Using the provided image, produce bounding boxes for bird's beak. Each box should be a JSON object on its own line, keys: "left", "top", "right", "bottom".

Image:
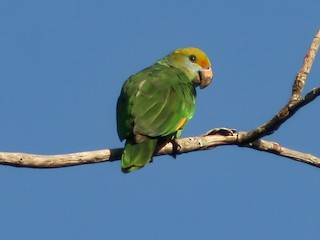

{"left": 199, "top": 67, "right": 213, "bottom": 89}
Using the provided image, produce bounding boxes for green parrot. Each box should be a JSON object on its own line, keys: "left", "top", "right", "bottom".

{"left": 116, "top": 47, "right": 213, "bottom": 173}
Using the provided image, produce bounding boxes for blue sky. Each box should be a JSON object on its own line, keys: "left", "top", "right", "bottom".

{"left": 0, "top": 0, "right": 319, "bottom": 239}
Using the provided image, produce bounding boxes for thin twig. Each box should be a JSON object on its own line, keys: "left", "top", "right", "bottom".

{"left": 0, "top": 29, "right": 319, "bottom": 171}
{"left": 246, "top": 138, "right": 320, "bottom": 167}
{"left": 238, "top": 29, "right": 320, "bottom": 144}
{"left": 291, "top": 29, "right": 320, "bottom": 102}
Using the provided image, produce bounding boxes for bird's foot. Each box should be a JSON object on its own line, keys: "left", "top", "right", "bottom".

{"left": 170, "top": 139, "right": 181, "bottom": 159}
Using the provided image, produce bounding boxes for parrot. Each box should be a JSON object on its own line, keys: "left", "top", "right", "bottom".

{"left": 116, "top": 47, "right": 213, "bottom": 173}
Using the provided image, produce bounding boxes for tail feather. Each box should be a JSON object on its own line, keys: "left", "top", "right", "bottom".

{"left": 121, "top": 138, "right": 157, "bottom": 173}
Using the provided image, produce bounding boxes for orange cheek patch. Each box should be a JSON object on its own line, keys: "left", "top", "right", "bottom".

{"left": 176, "top": 117, "right": 187, "bottom": 130}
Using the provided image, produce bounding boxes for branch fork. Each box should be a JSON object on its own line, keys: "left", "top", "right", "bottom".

{"left": 0, "top": 29, "right": 319, "bottom": 169}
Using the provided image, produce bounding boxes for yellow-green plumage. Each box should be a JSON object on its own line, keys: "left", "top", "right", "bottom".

{"left": 116, "top": 47, "right": 213, "bottom": 173}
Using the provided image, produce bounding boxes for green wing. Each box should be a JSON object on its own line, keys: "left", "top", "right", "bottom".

{"left": 116, "top": 63, "right": 196, "bottom": 172}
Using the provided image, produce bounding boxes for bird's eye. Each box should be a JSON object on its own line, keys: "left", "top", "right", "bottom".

{"left": 189, "top": 55, "right": 197, "bottom": 63}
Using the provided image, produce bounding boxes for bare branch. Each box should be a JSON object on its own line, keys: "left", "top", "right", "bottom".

{"left": 238, "top": 29, "right": 320, "bottom": 144}
{"left": 0, "top": 135, "right": 236, "bottom": 168}
{"left": 0, "top": 149, "right": 119, "bottom": 168}
{"left": 0, "top": 29, "right": 319, "bottom": 170}
{"left": 0, "top": 133, "right": 319, "bottom": 169}
{"left": 291, "top": 29, "right": 320, "bottom": 102}
{"left": 246, "top": 138, "right": 320, "bottom": 168}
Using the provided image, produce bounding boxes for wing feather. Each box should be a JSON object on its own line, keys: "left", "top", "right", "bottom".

{"left": 117, "top": 63, "right": 196, "bottom": 141}
{"left": 132, "top": 64, "right": 196, "bottom": 137}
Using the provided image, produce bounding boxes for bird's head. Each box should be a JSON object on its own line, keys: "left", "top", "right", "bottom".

{"left": 163, "top": 47, "right": 213, "bottom": 89}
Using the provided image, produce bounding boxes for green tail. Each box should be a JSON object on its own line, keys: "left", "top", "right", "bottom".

{"left": 121, "top": 138, "right": 158, "bottom": 173}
